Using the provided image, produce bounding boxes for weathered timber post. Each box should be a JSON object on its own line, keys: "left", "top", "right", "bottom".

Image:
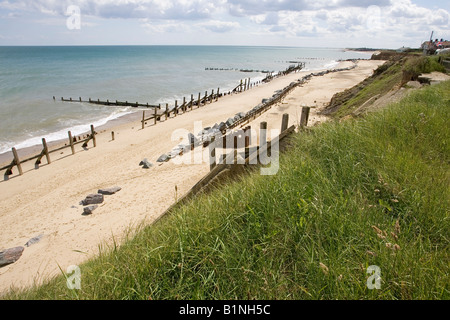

{"left": 281, "top": 113, "right": 289, "bottom": 133}
{"left": 68, "top": 131, "right": 75, "bottom": 155}
{"left": 90, "top": 125, "right": 96, "bottom": 148}
{"left": 209, "top": 136, "right": 216, "bottom": 171}
{"left": 211, "top": 90, "right": 214, "bottom": 103}
{"left": 300, "top": 106, "right": 311, "bottom": 128}
{"left": 247, "top": 78, "right": 251, "bottom": 90}
{"left": 190, "top": 94, "right": 194, "bottom": 111}
{"left": 197, "top": 93, "right": 201, "bottom": 108}
{"left": 204, "top": 91, "right": 208, "bottom": 105}
{"left": 42, "top": 138, "right": 51, "bottom": 164}
{"left": 183, "top": 97, "right": 186, "bottom": 112}
{"left": 216, "top": 88, "right": 220, "bottom": 102}
{"left": 259, "top": 122, "right": 268, "bottom": 164}
{"left": 245, "top": 126, "right": 251, "bottom": 160}
{"left": 165, "top": 103, "right": 169, "bottom": 120}
{"left": 142, "top": 111, "right": 146, "bottom": 129}
{"left": 154, "top": 105, "right": 158, "bottom": 125}
{"left": 12, "top": 147, "right": 23, "bottom": 176}
{"left": 174, "top": 100, "right": 178, "bottom": 117}
{"left": 111, "top": 131, "right": 115, "bottom": 141}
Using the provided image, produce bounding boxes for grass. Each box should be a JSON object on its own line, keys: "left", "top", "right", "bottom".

{"left": 3, "top": 81, "right": 449, "bottom": 300}
{"left": 325, "top": 54, "right": 447, "bottom": 118}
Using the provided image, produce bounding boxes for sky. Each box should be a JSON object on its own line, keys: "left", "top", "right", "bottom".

{"left": 0, "top": 0, "right": 448, "bottom": 48}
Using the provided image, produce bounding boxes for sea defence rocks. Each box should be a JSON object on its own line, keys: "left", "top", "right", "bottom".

{"left": 83, "top": 205, "right": 98, "bottom": 216}
{"left": 157, "top": 154, "right": 170, "bottom": 163}
{"left": 0, "top": 247, "right": 25, "bottom": 267}
{"left": 80, "top": 193, "right": 104, "bottom": 206}
{"left": 139, "top": 158, "right": 153, "bottom": 169}
{"left": 98, "top": 187, "right": 122, "bottom": 195}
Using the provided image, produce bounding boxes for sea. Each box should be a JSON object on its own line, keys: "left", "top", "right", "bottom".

{"left": 0, "top": 46, "right": 372, "bottom": 155}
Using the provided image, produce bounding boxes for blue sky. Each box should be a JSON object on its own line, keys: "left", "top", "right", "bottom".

{"left": 0, "top": 0, "right": 448, "bottom": 48}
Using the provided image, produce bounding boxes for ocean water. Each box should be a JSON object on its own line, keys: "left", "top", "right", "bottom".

{"left": 0, "top": 46, "right": 371, "bottom": 154}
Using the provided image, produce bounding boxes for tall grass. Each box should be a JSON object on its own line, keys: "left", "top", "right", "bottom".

{"left": 4, "top": 81, "right": 449, "bottom": 300}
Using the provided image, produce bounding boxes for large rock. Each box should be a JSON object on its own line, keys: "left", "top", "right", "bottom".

{"left": 98, "top": 187, "right": 122, "bottom": 195}
{"left": 83, "top": 205, "right": 98, "bottom": 216}
{"left": 139, "top": 158, "right": 153, "bottom": 169}
{"left": 81, "top": 194, "right": 104, "bottom": 206}
{"left": 0, "top": 247, "right": 24, "bottom": 267}
{"left": 157, "top": 154, "right": 170, "bottom": 163}
{"left": 226, "top": 118, "right": 235, "bottom": 127}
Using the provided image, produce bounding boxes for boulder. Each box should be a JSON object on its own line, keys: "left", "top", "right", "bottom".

{"left": 98, "top": 187, "right": 122, "bottom": 195}
{"left": 83, "top": 205, "right": 98, "bottom": 216}
{"left": 25, "top": 234, "right": 44, "bottom": 247}
{"left": 0, "top": 247, "right": 24, "bottom": 267}
{"left": 226, "top": 118, "right": 235, "bottom": 127}
{"left": 139, "top": 158, "right": 153, "bottom": 169}
{"left": 218, "top": 122, "right": 227, "bottom": 131}
{"left": 157, "top": 154, "right": 170, "bottom": 163}
{"left": 81, "top": 194, "right": 104, "bottom": 206}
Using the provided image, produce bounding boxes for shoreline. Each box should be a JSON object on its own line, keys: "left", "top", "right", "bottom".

{"left": 0, "top": 60, "right": 350, "bottom": 168}
{"left": 0, "top": 58, "right": 385, "bottom": 293}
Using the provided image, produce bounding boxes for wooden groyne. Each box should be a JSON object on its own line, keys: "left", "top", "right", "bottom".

{"left": 1, "top": 125, "right": 97, "bottom": 179}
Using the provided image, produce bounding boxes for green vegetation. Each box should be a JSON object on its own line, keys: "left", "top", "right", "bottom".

{"left": 5, "top": 80, "right": 449, "bottom": 300}
{"left": 324, "top": 54, "right": 448, "bottom": 118}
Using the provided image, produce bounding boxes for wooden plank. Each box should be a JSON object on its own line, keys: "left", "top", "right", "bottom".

{"left": 12, "top": 147, "right": 23, "bottom": 176}
{"left": 91, "top": 125, "right": 96, "bottom": 148}
{"left": 300, "top": 107, "right": 311, "bottom": 128}
{"left": 281, "top": 113, "right": 289, "bottom": 133}
{"left": 68, "top": 131, "right": 75, "bottom": 155}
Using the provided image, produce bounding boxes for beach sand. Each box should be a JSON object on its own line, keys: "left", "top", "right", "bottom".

{"left": 0, "top": 59, "right": 385, "bottom": 293}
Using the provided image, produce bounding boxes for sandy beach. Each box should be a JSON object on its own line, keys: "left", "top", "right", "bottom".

{"left": 0, "top": 59, "right": 385, "bottom": 294}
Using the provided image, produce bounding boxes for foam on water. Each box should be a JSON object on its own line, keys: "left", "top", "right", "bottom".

{"left": 0, "top": 46, "right": 372, "bottom": 156}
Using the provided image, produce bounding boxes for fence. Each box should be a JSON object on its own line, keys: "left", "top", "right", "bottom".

{"left": 1, "top": 125, "right": 97, "bottom": 178}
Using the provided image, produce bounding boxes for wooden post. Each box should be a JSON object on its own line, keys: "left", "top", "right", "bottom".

{"left": 175, "top": 100, "right": 178, "bottom": 117}
{"left": 111, "top": 131, "right": 115, "bottom": 141}
{"left": 68, "top": 131, "right": 75, "bottom": 155}
{"left": 260, "top": 122, "right": 267, "bottom": 148}
{"left": 190, "top": 94, "right": 194, "bottom": 111}
{"left": 42, "top": 138, "right": 51, "bottom": 164}
{"left": 183, "top": 97, "right": 186, "bottom": 112}
{"left": 247, "top": 78, "right": 251, "bottom": 90}
{"left": 154, "top": 105, "right": 158, "bottom": 125}
{"left": 243, "top": 79, "right": 247, "bottom": 92}
{"left": 79, "top": 97, "right": 82, "bottom": 102}
{"left": 281, "top": 113, "right": 289, "bottom": 133}
{"left": 204, "top": 91, "right": 208, "bottom": 105}
{"left": 240, "top": 79, "right": 243, "bottom": 92}
{"left": 245, "top": 126, "right": 250, "bottom": 160}
{"left": 165, "top": 103, "right": 169, "bottom": 120}
{"left": 300, "top": 107, "right": 311, "bottom": 128}
{"left": 142, "top": 111, "right": 146, "bottom": 129}
{"left": 216, "top": 88, "right": 220, "bottom": 102}
{"left": 211, "top": 89, "right": 214, "bottom": 103}
{"left": 209, "top": 136, "right": 216, "bottom": 171}
{"left": 197, "top": 93, "right": 201, "bottom": 108}
{"left": 91, "top": 125, "right": 96, "bottom": 148}
{"left": 12, "top": 147, "right": 22, "bottom": 176}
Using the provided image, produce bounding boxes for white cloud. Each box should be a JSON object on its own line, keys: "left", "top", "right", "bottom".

{"left": 199, "top": 20, "right": 240, "bottom": 33}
